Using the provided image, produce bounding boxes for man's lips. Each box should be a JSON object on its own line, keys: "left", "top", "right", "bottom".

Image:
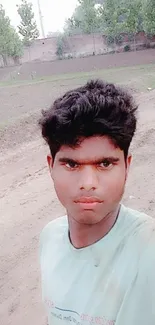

{"left": 75, "top": 197, "right": 103, "bottom": 204}
{"left": 74, "top": 197, "right": 103, "bottom": 210}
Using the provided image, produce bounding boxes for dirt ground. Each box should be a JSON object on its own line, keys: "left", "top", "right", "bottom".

{"left": 0, "top": 49, "right": 155, "bottom": 82}
{"left": 0, "top": 51, "right": 155, "bottom": 325}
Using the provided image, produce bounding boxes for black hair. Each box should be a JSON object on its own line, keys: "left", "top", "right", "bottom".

{"left": 39, "top": 79, "right": 138, "bottom": 160}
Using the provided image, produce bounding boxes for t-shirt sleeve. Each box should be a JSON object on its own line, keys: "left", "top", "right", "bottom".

{"left": 116, "top": 228, "right": 155, "bottom": 325}
{"left": 131, "top": 229, "right": 155, "bottom": 324}
{"left": 140, "top": 230, "right": 155, "bottom": 318}
{"left": 39, "top": 222, "right": 52, "bottom": 255}
{"left": 39, "top": 220, "right": 58, "bottom": 302}
{"left": 39, "top": 216, "right": 66, "bottom": 257}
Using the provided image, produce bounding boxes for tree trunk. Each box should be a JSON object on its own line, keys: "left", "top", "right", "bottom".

{"left": 114, "top": 35, "right": 116, "bottom": 53}
{"left": 92, "top": 33, "right": 96, "bottom": 55}
{"left": 2, "top": 55, "right": 7, "bottom": 67}
{"left": 28, "top": 46, "right": 31, "bottom": 61}
{"left": 13, "top": 56, "right": 20, "bottom": 65}
{"left": 134, "top": 34, "right": 136, "bottom": 51}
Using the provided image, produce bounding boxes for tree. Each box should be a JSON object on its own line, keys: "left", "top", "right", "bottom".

{"left": 94, "top": 0, "right": 105, "bottom": 3}
{"left": 64, "top": 0, "right": 100, "bottom": 54}
{"left": 64, "top": 0, "right": 155, "bottom": 54}
{"left": 99, "top": 0, "right": 126, "bottom": 50}
{"left": 0, "top": 5, "right": 23, "bottom": 65}
{"left": 64, "top": 8, "right": 83, "bottom": 35}
{"left": 142, "top": 0, "right": 155, "bottom": 36}
{"left": 123, "top": 0, "right": 142, "bottom": 50}
{"left": 8, "top": 27, "right": 23, "bottom": 59}
{"left": 77, "top": 0, "right": 99, "bottom": 33}
{"left": 65, "top": 0, "right": 100, "bottom": 35}
{"left": 98, "top": 0, "right": 144, "bottom": 50}
{"left": 56, "top": 34, "right": 65, "bottom": 59}
{"left": 17, "top": 0, "right": 39, "bottom": 45}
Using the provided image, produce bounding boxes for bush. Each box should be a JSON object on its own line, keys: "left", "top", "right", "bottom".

{"left": 115, "top": 34, "right": 123, "bottom": 45}
{"left": 124, "top": 44, "right": 131, "bottom": 52}
{"left": 67, "top": 54, "right": 73, "bottom": 59}
{"left": 106, "top": 35, "right": 115, "bottom": 46}
{"left": 145, "top": 41, "right": 151, "bottom": 49}
{"left": 106, "top": 34, "right": 123, "bottom": 46}
{"left": 56, "top": 35, "right": 65, "bottom": 59}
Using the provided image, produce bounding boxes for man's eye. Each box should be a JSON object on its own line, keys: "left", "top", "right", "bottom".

{"left": 99, "top": 160, "right": 112, "bottom": 168}
{"left": 66, "top": 162, "right": 78, "bottom": 169}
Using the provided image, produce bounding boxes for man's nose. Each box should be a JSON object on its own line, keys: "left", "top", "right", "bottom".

{"left": 79, "top": 166, "right": 98, "bottom": 191}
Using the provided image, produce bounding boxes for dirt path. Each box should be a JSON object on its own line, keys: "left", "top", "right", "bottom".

{"left": 0, "top": 88, "right": 155, "bottom": 323}
{"left": 0, "top": 139, "right": 65, "bottom": 325}
{"left": 0, "top": 50, "right": 155, "bottom": 325}
{"left": 0, "top": 49, "right": 154, "bottom": 83}
{"left": 10, "top": 49, "right": 155, "bottom": 81}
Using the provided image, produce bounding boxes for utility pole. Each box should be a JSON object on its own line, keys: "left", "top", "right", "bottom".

{"left": 37, "top": 0, "right": 45, "bottom": 38}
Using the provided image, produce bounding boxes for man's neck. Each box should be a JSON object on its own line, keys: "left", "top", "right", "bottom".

{"left": 68, "top": 205, "right": 120, "bottom": 249}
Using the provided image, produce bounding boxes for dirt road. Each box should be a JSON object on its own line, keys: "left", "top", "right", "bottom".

{"left": 3, "top": 49, "right": 155, "bottom": 81}
{"left": 0, "top": 52, "right": 155, "bottom": 325}
{"left": 1, "top": 90, "right": 155, "bottom": 325}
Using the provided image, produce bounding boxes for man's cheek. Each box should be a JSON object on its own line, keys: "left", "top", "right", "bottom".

{"left": 54, "top": 179, "right": 70, "bottom": 201}
{"left": 54, "top": 185, "right": 67, "bottom": 206}
{"left": 53, "top": 170, "right": 67, "bottom": 184}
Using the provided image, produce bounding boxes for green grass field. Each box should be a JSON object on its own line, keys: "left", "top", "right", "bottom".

{"left": 0, "top": 62, "right": 155, "bottom": 133}
{"left": 0, "top": 63, "right": 155, "bottom": 92}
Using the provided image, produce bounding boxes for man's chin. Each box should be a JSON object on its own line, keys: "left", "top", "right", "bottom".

{"left": 72, "top": 211, "right": 103, "bottom": 225}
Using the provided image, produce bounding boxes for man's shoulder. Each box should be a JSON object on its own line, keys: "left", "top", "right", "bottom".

{"left": 39, "top": 215, "right": 68, "bottom": 251}
{"left": 42, "top": 215, "right": 68, "bottom": 232}
{"left": 123, "top": 204, "right": 155, "bottom": 228}
{"left": 121, "top": 204, "right": 155, "bottom": 243}
{"left": 138, "top": 221, "right": 155, "bottom": 280}
{"left": 121, "top": 206, "right": 155, "bottom": 270}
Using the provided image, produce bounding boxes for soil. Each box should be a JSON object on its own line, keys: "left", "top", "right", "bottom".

{"left": 0, "top": 50, "right": 155, "bottom": 325}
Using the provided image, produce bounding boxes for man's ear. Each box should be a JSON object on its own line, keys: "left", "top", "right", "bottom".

{"left": 125, "top": 154, "right": 132, "bottom": 179}
{"left": 47, "top": 155, "right": 54, "bottom": 178}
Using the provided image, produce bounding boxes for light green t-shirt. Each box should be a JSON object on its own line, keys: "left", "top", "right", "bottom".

{"left": 40, "top": 205, "right": 155, "bottom": 325}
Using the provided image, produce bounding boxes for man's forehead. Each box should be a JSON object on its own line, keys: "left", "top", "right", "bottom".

{"left": 56, "top": 136, "right": 121, "bottom": 161}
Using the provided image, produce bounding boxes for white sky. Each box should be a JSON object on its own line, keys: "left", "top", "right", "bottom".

{"left": 1, "top": 0, "right": 78, "bottom": 37}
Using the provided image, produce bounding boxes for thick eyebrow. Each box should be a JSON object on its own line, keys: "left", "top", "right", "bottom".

{"left": 58, "top": 156, "right": 120, "bottom": 165}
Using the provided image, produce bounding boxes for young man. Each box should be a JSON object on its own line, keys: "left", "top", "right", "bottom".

{"left": 39, "top": 79, "right": 155, "bottom": 325}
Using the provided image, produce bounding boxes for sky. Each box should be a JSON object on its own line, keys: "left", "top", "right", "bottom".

{"left": 1, "top": 0, "right": 78, "bottom": 37}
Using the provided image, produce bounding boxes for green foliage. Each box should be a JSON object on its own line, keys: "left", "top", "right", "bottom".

{"left": 17, "top": 0, "right": 39, "bottom": 45}
{"left": 64, "top": 0, "right": 155, "bottom": 50}
{"left": 142, "top": 0, "right": 155, "bottom": 36}
{"left": 56, "top": 35, "right": 65, "bottom": 59}
{"left": 124, "top": 44, "right": 130, "bottom": 52}
{"left": 0, "top": 4, "right": 23, "bottom": 63}
{"left": 64, "top": 9, "right": 83, "bottom": 35}
{"left": 101, "top": 0, "right": 125, "bottom": 37}
{"left": 65, "top": 0, "right": 100, "bottom": 35}
{"left": 8, "top": 27, "right": 23, "bottom": 58}
{"left": 106, "top": 34, "right": 123, "bottom": 46}
{"left": 123, "top": 0, "right": 142, "bottom": 35}
{"left": 94, "top": 0, "right": 105, "bottom": 3}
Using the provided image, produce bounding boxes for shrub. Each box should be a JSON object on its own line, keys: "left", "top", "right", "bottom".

{"left": 124, "top": 44, "right": 131, "bottom": 52}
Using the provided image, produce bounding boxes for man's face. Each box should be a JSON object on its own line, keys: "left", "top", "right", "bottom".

{"left": 47, "top": 136, "right": 131, "bottom": 225}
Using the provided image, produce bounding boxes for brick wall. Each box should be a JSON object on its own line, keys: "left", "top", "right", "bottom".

{"left": 21, "top": 32, "right": 155, "bottom": 64}
{"left": 0, "top": 32, "right": 154, "bottom": 67}
{"left": 21, "top": 34, "right": 109, "bottom": 63}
